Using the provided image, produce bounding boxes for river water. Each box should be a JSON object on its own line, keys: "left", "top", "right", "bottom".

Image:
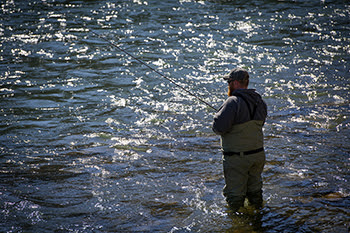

{"left": 1, "top": 0, "right": 349, "bottom": 232}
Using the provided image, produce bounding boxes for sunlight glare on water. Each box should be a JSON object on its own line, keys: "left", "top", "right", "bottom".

{"left": 0, "top": 0, "right": 349, "bottom": 232}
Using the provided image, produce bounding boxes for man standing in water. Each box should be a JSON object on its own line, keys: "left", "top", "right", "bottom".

{"left": 212, "top": 68, "right": 267, "bottom": 212}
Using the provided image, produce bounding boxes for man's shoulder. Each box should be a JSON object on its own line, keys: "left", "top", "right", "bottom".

{"left": 225, "top": 96, "right": 240, "bottom": 106}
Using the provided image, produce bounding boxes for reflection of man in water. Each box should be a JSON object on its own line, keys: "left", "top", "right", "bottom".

{"left": 212, "top": 68, "right": 267, "bottom": 211}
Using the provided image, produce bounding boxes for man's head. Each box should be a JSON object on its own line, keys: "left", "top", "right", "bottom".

{"left": 223, "top": 68, "right": 249, "bottom": 96}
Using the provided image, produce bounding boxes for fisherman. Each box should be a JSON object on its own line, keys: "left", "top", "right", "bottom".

{"left": 212, "top": 68, "right": 267, "bottom": 211}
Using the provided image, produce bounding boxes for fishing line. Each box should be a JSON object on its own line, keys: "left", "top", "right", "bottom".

{"left": 55, "top": 4, "right": 218, "bottom": 111}
{"left": 88, "top": 29, "right": 218, "bottom": 111}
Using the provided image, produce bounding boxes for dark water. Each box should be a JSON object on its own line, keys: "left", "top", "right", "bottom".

{"left": 1, "top": 0, "right": 349, "bottom": 232}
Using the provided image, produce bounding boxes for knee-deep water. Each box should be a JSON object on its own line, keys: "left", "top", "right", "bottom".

{"left": 1, "top": 0, "right": 349, "bottom": 232}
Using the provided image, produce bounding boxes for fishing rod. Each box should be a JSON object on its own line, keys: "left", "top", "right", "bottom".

{"left": 88, "top": 29, "right": 218, "bottom": 112}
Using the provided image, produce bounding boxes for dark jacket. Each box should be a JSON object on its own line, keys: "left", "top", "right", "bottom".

{"left": 212, "top": 89, "right": 267, "bottom": 136}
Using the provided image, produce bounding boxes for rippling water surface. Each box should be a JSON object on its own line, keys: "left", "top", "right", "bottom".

{"left": 1, "top": 0, "right": 349, "bottom": 232}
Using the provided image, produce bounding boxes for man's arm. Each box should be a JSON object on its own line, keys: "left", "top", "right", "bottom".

{"left": 212, "top": 97, "right": 237, "bottom": 135}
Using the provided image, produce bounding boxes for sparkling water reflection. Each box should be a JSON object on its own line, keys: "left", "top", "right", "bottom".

{"left": 1, "top": 0, "right": 349, "bottom": 232}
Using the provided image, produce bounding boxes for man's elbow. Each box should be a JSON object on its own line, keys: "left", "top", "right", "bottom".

{"left": 212, "top": 124, "right": 225, "bottom": 135}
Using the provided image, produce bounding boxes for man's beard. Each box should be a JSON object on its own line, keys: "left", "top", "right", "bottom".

{"left": 228, "top": 85, "right": 234, "bottom": 96}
